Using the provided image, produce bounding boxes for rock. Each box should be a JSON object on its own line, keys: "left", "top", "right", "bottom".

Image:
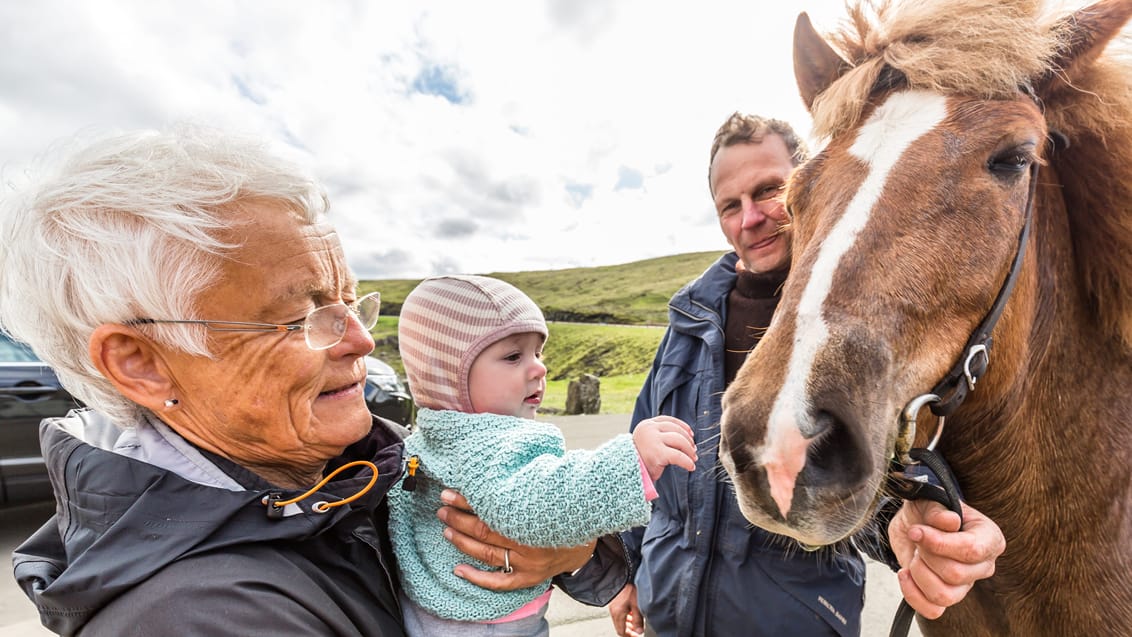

{"left": 565, "top": 374, "right": 601, "bottom": 415}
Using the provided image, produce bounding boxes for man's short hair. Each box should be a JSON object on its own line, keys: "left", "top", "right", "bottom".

{"left": 708, "top": 113, "right": 809, "bottom": 190}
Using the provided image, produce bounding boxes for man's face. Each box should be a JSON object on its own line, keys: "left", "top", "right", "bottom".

{"left": 710, "top": 134, "right": 795, "bottom": 273}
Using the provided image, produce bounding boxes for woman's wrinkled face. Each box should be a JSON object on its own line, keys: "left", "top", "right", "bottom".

{"left": 160, "top": 200, "right": 375, "bottom": 475}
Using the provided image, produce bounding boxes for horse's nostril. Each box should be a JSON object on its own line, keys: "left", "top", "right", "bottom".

{"left": 808, "top": 410, "right": 835, "bottom": 438}
{"left": 722, "top": 428, "right": 754, "bottom": 474}
{"left": 802, "top": 410, "right": 872, "bottom": 492}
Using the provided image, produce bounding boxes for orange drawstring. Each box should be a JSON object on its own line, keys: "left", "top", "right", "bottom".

{"left": 264, "top": 460, "right": 379, "bottom": 516}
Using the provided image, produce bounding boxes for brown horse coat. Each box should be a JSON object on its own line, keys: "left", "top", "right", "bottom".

{"left": 719, "top": 1, "right": 1132, "bottom": 635}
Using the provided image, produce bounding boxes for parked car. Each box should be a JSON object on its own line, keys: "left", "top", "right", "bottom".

{"left": 1, "top": 332, "right": 412, "bottom": 507}
{"left": 0, "top": 333, "right": 80, "bottom": 507}
{"left": 364, "top": 356, "right": 414, "bottom": 426}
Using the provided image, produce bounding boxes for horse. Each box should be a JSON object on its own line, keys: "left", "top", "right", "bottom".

{"left": 717, "top": 0, "right": 1132, "bottom": 635}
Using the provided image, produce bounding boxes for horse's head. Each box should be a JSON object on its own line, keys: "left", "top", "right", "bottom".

{"left": 719, "top": 0, "right": 1132, "bottom": 546}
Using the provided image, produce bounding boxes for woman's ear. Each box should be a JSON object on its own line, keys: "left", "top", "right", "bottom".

{"left": 89, "top": 324, "right": 174, "bottom": 412}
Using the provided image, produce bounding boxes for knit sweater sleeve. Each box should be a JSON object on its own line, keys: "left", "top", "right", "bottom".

{"left": 468, "top": 432, "right": 650, "bottom": 547}
{"left": 412, "top": 410, "right": 651, "bottom": 548}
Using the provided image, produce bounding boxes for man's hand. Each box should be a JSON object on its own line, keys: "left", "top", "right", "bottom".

{"left": 888, "top": 499, "right": 1005, "bottom": 618}
{"left": 437, "top": 489, "right": 596, "bottom": 591}
{"left": 608, "top": 583, "right": 645, "bottom": 637}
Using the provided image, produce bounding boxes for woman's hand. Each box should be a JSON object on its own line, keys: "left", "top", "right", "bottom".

{"left": 436, "top": 489, "right": 596, "bottom": 591}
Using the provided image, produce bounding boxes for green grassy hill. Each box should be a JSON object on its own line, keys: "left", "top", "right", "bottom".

{"left": 371, "top": 317, "right": 666, "bottom": 413}
{"left": 363, "top": 250, "right": 725, "bottom": 413}
{"left": 359, "top": 250, "right": 722, "bottom": 326}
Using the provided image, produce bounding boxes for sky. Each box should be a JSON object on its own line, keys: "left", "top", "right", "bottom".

{"left": 0, "top": 0, "right": 849, "bottom": 279}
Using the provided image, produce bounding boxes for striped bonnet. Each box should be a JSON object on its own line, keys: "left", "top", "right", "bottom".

{"left": 397, "top": 275, "right": 548, "bottom": 412}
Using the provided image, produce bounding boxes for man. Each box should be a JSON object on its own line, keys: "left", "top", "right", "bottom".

{"left": 609, "top": 113, "right": 1005, "bottom": 637}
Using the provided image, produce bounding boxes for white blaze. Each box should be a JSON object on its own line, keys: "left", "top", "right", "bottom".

{"left": 759, "top": 90, "right": 950, "bottom": 517}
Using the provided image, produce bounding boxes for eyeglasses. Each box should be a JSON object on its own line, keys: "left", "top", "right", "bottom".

{"left": 126, "top": 292, "right": 381, "bottom": 351}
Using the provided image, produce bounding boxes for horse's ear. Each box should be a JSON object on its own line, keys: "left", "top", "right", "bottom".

{"left": 794, "top": 12, "right": 851, "bottom": 111}
{"left": 1036, "top": 0, "right": 1132, "bottom": 96}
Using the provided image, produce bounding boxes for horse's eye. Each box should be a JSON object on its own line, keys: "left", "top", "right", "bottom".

{"left": 988, "top": 148, "right": 1034, "bottom": 176}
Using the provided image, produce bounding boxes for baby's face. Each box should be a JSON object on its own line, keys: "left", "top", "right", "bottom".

{"left": 467, "top": 332, "right": 546, "bottom": 418}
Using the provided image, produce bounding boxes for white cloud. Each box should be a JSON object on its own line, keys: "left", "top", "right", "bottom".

{"left": 0, "top": 0, "right": 848, "bottom": 278}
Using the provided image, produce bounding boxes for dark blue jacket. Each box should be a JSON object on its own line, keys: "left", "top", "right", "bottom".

{"left": 622, "top": 252, "right": 864, "bottom": 637}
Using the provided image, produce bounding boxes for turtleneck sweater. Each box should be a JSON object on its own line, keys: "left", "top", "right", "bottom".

{"left": 723, "top": 267, "right": 788, "bottom": 386}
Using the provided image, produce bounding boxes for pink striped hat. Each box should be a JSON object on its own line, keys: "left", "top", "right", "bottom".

{"left": 397, "top": 275, "right": 548, "bottom": 412}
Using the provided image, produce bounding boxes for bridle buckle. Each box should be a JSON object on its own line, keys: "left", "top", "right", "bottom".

{"left": 962, "top": 344, "right": 989, "bottom": 391}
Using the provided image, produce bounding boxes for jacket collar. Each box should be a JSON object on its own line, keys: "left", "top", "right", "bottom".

{"left": 17, "top": 411, "right": 406, "bottom": 635}
{"left": 669, "top": 252, "right": 739, "bottom": 325}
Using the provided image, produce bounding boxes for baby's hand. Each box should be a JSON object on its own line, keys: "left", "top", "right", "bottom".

{"left": 632, "top": 416, "right": 698, "bottom": 481}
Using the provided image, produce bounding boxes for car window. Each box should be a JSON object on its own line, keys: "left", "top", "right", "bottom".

{"left": 0, "top": 333, "right": 41, "bottom": 363}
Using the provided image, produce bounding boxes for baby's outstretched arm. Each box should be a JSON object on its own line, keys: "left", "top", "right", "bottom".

{"left": 632, "top": 415, "right": 697, "bottom": 481}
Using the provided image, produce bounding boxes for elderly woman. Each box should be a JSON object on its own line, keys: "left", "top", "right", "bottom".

{"left": 1, "top": 127, "right": 618, "bottom": 636}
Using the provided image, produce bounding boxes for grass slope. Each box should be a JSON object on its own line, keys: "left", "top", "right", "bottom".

{"left": 363, "top": 250, "right": 726, "bottom": 413}
{"left": 360, "top": 250, "right": 722, "bottom": 326}
{"left": 371, "top": 318, "right": 663, "bottom": 381}
{"left": 372, "top": 318, "right": 662, "bottom": 414}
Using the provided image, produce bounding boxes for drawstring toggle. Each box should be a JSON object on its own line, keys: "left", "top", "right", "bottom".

{"left": 402, "top": 455, "right": 420, "bottom": 491}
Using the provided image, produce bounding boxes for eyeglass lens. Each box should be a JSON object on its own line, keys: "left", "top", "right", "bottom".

{"left": 305, "top": 293, "right": 381, "bottom": 350}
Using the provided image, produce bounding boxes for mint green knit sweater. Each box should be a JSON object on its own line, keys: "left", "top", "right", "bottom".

{"left": 387, "top": 408, "right": 651, "bottom": 622}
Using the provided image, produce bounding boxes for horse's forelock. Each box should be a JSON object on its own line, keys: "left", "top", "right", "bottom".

{"left": 810, "top": 0, "right": 1065, "bottom": 139}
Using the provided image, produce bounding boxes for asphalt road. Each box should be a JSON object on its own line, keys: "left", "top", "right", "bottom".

{"left": 1, "top": 501, "right": 52, "bottom": 637}
{"left": 1, "top": 414, "right": 919, "bottom": 636}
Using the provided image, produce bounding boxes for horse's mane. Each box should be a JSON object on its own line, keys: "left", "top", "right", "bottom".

{"left": 812, "top": 0, "right": 1132, "bottom": 348}
{"left": 810, "top": 0, "right": 1060, "bottom": 139}
{"left": 1044, "top": 42, "right": 1132, "bottom": 348}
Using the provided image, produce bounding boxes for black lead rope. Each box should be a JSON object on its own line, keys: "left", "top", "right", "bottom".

{"left": 886, "top": 449, "right": 966, "bottom": 637}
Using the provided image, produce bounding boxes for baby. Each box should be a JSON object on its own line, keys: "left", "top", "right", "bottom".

{"left": 387, "top": 275, "right": 696, "bottom": 637}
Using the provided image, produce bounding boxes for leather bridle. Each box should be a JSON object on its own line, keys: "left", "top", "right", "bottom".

{"left": 885, "top": 158, "right": 1040, "bottom": 637}
{"left": 891, "top": 158, "right": 1038, "bottom": 463}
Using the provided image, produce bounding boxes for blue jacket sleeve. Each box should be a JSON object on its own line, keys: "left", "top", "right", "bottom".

{"left": 619, "top": 327, "right": 671, "bottom": 574}
{"left": 553, "top": 533, "right": 633, "bottom": 607}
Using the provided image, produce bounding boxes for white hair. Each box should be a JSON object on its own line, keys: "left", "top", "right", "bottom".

{"left": 0, "top": 125, "right": 329, "bottom": 426}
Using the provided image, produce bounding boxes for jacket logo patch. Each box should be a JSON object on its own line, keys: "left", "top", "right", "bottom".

{"left": 818, "top": 595, "right": 848, "bottom": 625}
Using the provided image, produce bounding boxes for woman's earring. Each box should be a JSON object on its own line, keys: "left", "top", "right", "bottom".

{"left": 164, "top": 398, "right": 179, "bottom": 408}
